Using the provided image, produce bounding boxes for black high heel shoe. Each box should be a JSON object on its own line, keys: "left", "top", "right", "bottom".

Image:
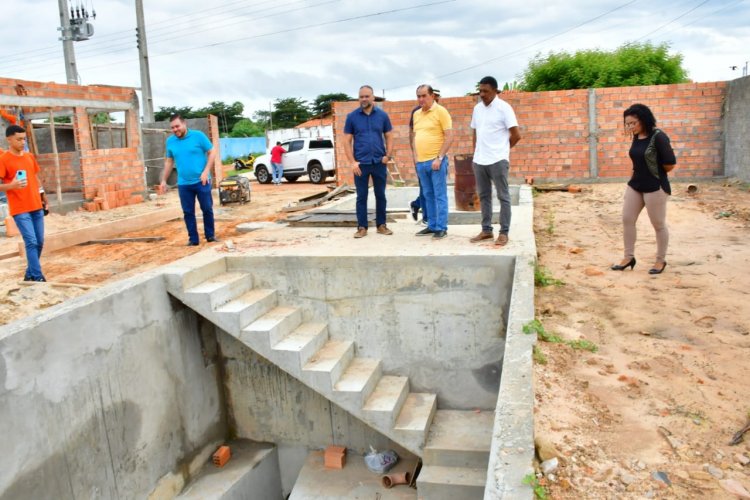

{"left": 649, "top": 262, "right": 667, "bottom": 275}
{"left": 610, "top": 257, "right": 636, "bottom": 271}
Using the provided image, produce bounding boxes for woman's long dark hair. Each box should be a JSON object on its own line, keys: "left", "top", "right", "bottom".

{"left": 623, "top": 103, "right": 656, "bottom": 135}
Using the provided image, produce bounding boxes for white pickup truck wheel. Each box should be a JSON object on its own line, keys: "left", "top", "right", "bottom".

{"left": 308, "top": 162, "right": 326, "bottom": 184}
{"left": 254, "top": 165, "right": 272, "bottom": 184}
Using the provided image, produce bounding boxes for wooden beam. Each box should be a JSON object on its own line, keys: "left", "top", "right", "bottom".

{"left": 0, "top": 95, "right": 134, "bottom": 111}
{"left": 49, "top": 110, "right": 64, "bottom": 206}
{"left": 80, "top": 236, "right": 165, "bottom": 245}
{"left": 18, "top": 207, "right": 182, "bottom": 257}
{"left": 18, "top": 281, "right": 93, "bottom": 289}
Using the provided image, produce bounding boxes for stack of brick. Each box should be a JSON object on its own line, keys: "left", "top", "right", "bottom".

{"left": 82, "top": 183, "right": 144, "bottom": 212}
{"left": 324, "top": 445, "right": 346, "bottom": 469}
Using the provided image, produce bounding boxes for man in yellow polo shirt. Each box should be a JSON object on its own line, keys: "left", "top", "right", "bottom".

{"left": 411, "top": 84, "right": 453, "bottom": 239}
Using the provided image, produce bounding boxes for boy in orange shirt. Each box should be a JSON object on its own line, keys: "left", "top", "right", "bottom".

{"left": 0, "top": 125, "right": 48, "bottom": 281}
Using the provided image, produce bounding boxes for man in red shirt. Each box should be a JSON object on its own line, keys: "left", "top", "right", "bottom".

{"left": 270, "top": 141, "right": 286, "bottom": 185}
{"left": 0, "top": 125, "right": 48, "bottom": 281}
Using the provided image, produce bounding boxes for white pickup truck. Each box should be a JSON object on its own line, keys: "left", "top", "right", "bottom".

{"left": 253, "top": 138, "right": 335, "bottom": 184}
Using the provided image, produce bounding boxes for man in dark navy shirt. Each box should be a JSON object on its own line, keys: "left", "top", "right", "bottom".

{"left": 343, "top": 85, "right": 394, "bottom": 238}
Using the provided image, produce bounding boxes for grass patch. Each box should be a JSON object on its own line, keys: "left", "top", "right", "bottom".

{"left": 534, "top": 265, "right": 564, "bottom": 287}
{"left": 545, "top": 211, "right": 555, "bottom": 235}
{"left": 533, "top": 345, "right": 548, "bottom": 365}
{"left": 567, "top": 339, "right": 599, "bottom": 353}
{"left": 524, "top": 320, "right": 599, "bottom": 352}
{"left": 522, "top": 473, "right": 549, "bottom": 499}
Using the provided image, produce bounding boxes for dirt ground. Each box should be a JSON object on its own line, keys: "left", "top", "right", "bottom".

{"left": 2, "top": 177, "right": 749, "bottom": 498}
{"left": 0, "top": 180, "right": 330, "bottom": 326}
{"left": 532, "top": 180, "right": 750, "bottom": 499}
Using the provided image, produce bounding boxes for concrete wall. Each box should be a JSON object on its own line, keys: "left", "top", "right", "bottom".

{"left": 333, "top": 81, "right": 729, "bottom": 185}
{"left": 226, "top": 255, "right": 513, "bottom": 410}
{"left": 724, "top": 75, "right": 750, "bottom": 181}
{"left": 0, "top": 273, "right": 226, "bottom": 499}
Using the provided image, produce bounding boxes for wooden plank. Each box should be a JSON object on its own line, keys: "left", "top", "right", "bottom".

{"left": 80, "top": 236, "right": 165, "bottom": 245}
{"left": 534, "top": 184, "right": 570, "bottom": 192}
{"left": 18, "top": 281, "right": 93, "bottom": 289}
{"left": 18, "top": 207, "right": 183, "bottom": 257}
{"left": 0, "top": 250, "right": 20, "bottom": 261}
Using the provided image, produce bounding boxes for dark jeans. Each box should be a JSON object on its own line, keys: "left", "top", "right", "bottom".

{"left": 178, "top": 181, "right": 215, "bottom": 244}
{"left": 353, "top": 163, "right": 387, "bottom": 228}
{"left": 14, "top": 209, "right": 45, "bottom": 280}
{"left": 473, "top": 160, "right": 511, "bottom": 234}
{"left": 410, "top": 176, "right": 427, "bottom": 222}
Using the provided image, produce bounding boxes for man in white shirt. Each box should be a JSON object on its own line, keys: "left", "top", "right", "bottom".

{"left": 469, "top": 76, "right": 522, "bottom": 246}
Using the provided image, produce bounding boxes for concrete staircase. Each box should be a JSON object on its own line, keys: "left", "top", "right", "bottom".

{"left": 165, "top": 258, "right": 493, "bottom": 498}
{"left": 417, "top": 410, "right": 493, "bottom": 499}
{"left": 165, "top": 259, "right": 437, "bottom": 457}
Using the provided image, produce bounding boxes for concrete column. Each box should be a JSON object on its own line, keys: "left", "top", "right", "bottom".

{"left": 587, "top": 88, "right": 598, "bottom": 179}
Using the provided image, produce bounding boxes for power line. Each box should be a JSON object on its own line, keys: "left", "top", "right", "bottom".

{"left": 0, "top": 0, "right": 285, "bottom": 65}
{"left": 384, "top": 0, "right": 639, "bottom": 91}
{"left": 649, "top": 0, "right": 743, "bottom": 42}
{"left": 630, "top": 0, "right": 711, "bottom": 43}
{"left": 19, "top": 0, "right": 454, "bottom": 82}
{"left": 0, "top": 0, "right": 331, "bottom": 74}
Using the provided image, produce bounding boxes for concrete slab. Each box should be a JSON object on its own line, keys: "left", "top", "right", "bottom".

{"left": 177, "top": 440, "right": 282, "bottom": 500}
{"left": 290, "top": 450, "right": 417, "bottom": 500}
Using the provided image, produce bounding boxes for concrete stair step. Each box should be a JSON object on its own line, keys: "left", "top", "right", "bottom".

{"left": 423, "top": 410, "right": 493, "bottom": 468}
{"left": 301, "top": 340, "right": 355, "bottom": 392}
{"left": 239, "top": 306, "right": 302, "bottom": 354}
{"left": 392, "top": 393, "right": 437, "bottom": 449}
{"left": 332, "top": 358, "right": 382, "bottom": 410}
{"left": 416, "top": 465, "right": 486, "bottom": 499}
{"left": 214, "top": 289, "right": 278, "bottom": 331}
{"left": 184, "top": 271, "right": 253, "bottom": 309}
{"left": 271, "top": 322, "right": 329, "bottom": 377}
{"left": 178, "top": 257, "right": 227, "bottom": 290}
{"left": 362, "top": 375, "right": 409, "bottom": 429}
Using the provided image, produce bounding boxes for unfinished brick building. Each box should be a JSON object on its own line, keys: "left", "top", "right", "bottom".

{"left": 0, "top": 77, "right": 147, "bottom": 211}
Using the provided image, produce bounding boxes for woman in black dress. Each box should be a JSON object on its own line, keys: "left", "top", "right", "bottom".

{"left": 611, "top": 104, "right": 676, "bottom": 275}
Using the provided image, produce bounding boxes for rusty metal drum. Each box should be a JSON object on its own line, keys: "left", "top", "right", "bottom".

{"left": 453, "top": 154, "right": 479, "bottom": 211}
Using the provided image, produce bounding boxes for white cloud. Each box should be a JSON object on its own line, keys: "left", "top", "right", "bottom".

{"left": 0, "top": 0, "right": 747, "bottom": 118}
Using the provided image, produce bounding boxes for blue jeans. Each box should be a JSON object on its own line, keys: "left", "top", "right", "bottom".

{"left": 271, "top": 162, "right": 283, "bottom": 183}
{"left": 353, "top": 163, "right": 387, "bottom": 228}
{"left": 14, "top": 209, "right": 45, "bottom": 280}
{"left": 416, "top": 157, "right": 448, "bottom": 232}
{"left": 178, "top": 182, "right": 215, "bottom": 244}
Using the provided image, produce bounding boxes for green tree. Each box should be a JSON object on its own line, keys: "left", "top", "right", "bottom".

{"left": 230, "top": 118, "right": 265, "bottom": 137}
{"left": 311, "top": 92, "right": 353, "bottom": 116}
{"left": 195, "top": 101, "right": 245, "bottom": 135}
{"left": 272, "top": 97, "right": 311, "bottom": 128}
{"left": 154, "top": 106, "right": 194, "bottom": 122}
{"left": 520, "top": 42, "right": 689, "bottom": 91}
{"left": 253, "top": 98, "right": 312, "bottom": 129}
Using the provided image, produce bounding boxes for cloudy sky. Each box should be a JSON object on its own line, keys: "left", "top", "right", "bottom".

{"left": 0, "top": 0, "right": 747, "bottom": 119}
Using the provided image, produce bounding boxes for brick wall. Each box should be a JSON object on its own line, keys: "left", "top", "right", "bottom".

{"left": 37, "top": 151, "right": 81, "bottom": 192}
{"left": 332, "top": 81, "right": 728, "bottom": 185}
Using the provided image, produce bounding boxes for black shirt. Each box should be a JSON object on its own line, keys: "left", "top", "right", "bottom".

{"left": 628, "top": 130, "right": 676, "bottom": 195}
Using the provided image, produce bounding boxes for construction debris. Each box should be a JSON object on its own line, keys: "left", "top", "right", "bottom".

{"left": 281, "top": 184, "right": 354, "bottom": 213}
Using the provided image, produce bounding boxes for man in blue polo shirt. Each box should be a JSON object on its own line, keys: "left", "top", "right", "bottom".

{"left": 161, "top": 114, "right": 218, "bottom": 246}
{"left": 343, "top": 85, "right": 394, "bottom": 238}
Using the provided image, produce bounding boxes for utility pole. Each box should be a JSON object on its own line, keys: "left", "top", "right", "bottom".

{"left": 57, "top": 0, "right": 79, "bottom": 84}
{"left": 135, "top": 0, "right": 154, "bottom": 122}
